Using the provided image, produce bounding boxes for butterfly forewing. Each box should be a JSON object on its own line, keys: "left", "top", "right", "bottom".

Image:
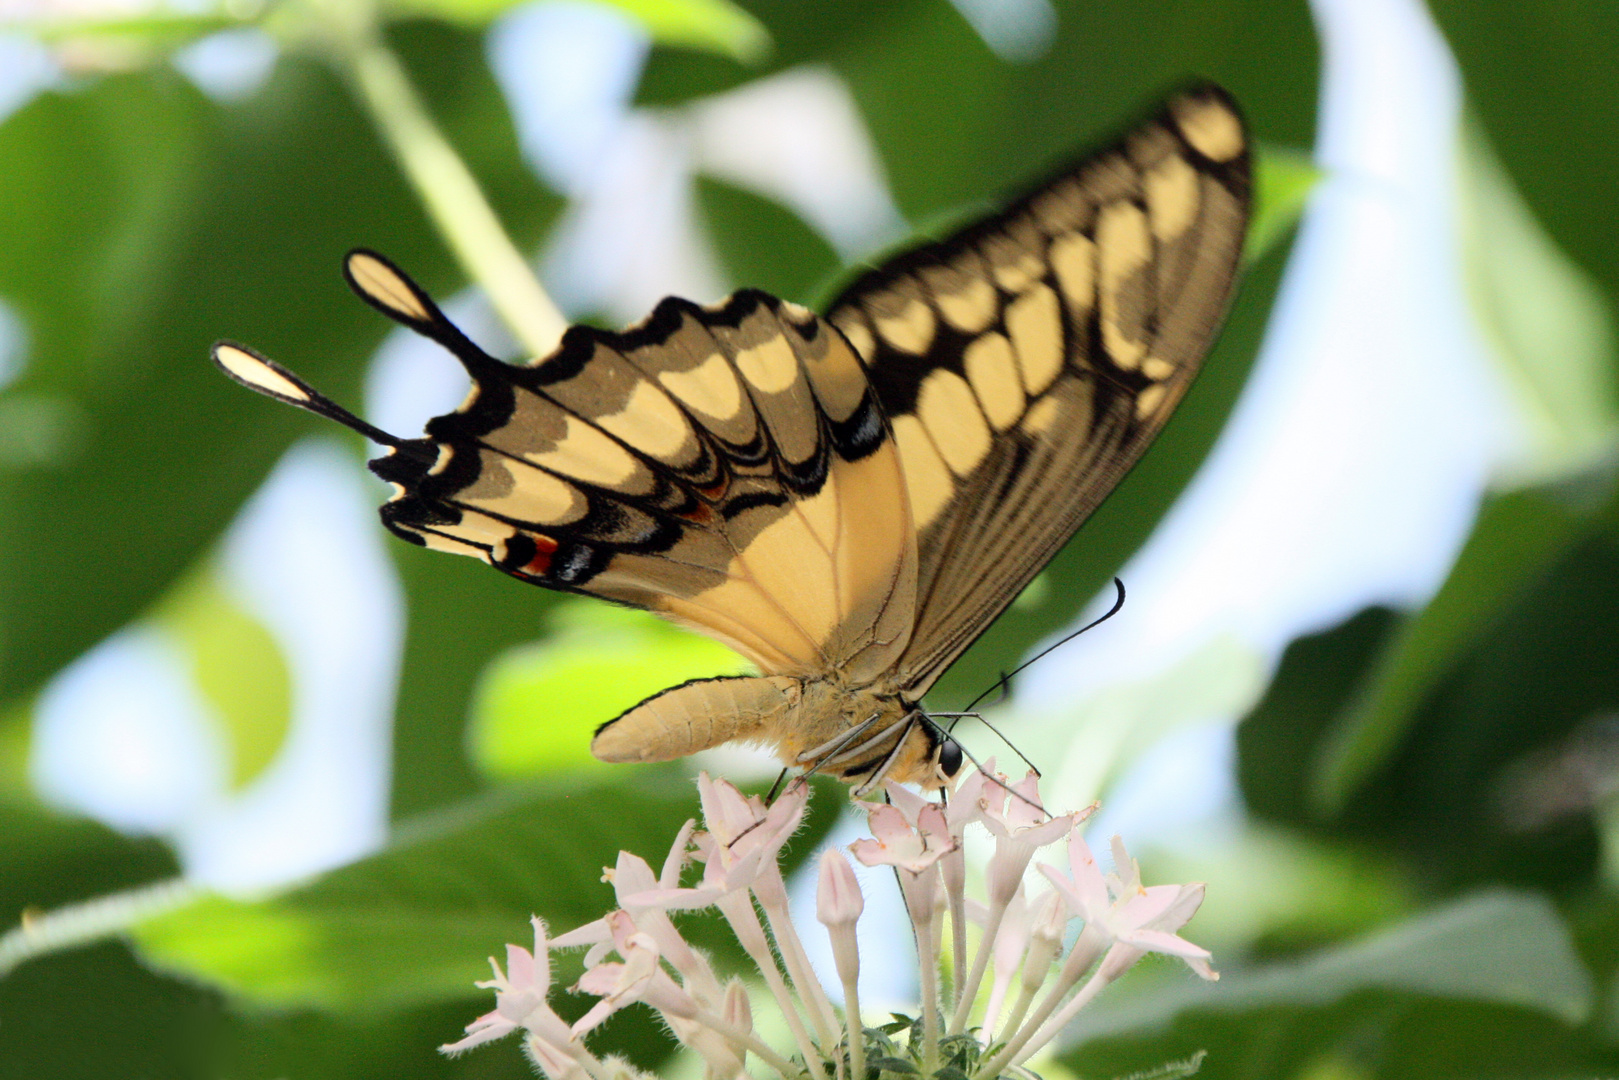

{"left": 824, "top": 83, "right": 1251, "bottom": 694}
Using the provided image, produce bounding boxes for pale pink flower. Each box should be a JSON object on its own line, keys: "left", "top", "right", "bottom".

{"left": 440, "top": 917, "right": 573, "bottom": 1055}
{"left": 443, "top": 766, "right": 1215, "bottom": 1080}
{"left": 849, "top": 800, "right": 955, "bottom": 873}
{"left": 1040, "top": 831, "right": 1216, "bottom": 980}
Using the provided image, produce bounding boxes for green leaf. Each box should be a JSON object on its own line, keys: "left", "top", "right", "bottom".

{"left": 696, "top": 174, "right": 842, "bottom": 306}
{"left": 130, "top": 777, "right": 695, "bottom": 1009}
{"left": 1247, "top": 143, "right": 1319, "bottom": 264}
{"left": 129, "top": 773, "right": 841, "bottom": 1010}
{"left": 153, "top": 566, "right": 292, "bottom": 791}
{"left": 469, "top": 600, "right": 751, "bottom": 779}
{"left": 1456, "top": 120, "right": 1619, "bottom": 485}
{"left": 2, "top": 11, "right": 239, "bottom": 54}
{"left": 1067, "top": 890, "right": 1593, "bottom": 1044}
{"left": 385, "top": 0, "right": 771, "bottom": 62}
{"left": 1308, "top": 482, "right": 1598, "bottom": 814}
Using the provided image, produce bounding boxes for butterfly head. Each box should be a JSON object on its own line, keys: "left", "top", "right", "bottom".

{"left": 789, "top": 684, "right": 966, "bottom": 792}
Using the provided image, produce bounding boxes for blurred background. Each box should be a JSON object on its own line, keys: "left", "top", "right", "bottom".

{"left": 1, "top": 0, "right": 1617, "bottom": 1076}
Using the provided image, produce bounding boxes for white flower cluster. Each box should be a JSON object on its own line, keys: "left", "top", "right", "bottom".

{"left": 442, "top": 767, "right": 1215, "bottom": 1080}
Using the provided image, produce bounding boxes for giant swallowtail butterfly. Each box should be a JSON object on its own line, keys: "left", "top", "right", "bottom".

{"left": 214, "top": 84, "right": 1249, "bottom": 792}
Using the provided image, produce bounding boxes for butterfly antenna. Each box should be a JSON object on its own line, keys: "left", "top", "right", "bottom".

{"left": 343, "top": 249, "right": 508, "bottom": 375}
{"left": 916, "top": 713, "right": 1047, "bottom": 817}
{"left": 935, "top": 710, "right": 1042, "bottom": 777}
{"left": 959, "top": 577, "right": 1128, "bottom": 714}
{"left": 211, "top": 341, "right": 432, "bottom": 462}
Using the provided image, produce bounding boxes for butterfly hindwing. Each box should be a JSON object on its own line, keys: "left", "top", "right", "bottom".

{"left": 372, "top": 285, "right": 919, "bottom": 682}
{"left": 823, "top": 83, "right": 1251, "bottom": 694}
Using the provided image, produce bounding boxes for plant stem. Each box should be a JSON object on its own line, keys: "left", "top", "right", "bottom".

{"left": 694, "top": 1008, "right": 803, "bottom": 1080}
{"left": 335, "top": 25, "right": 567, "bottom": 359}
{"left": 0, "top": 877, "right": 200, "bottom": 978}
{"left": 843, "top": 973, "right": 866, "bottom": 1080}
{"left": 718, "top": 892, "right": 825, "bottom": 1073}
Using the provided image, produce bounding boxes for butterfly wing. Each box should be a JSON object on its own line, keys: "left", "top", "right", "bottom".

{"left": 824, "top": 83, "right": 1252, "bottom": 695}
{"left": 353, "top": 258, "right": 919, "bottom": 684}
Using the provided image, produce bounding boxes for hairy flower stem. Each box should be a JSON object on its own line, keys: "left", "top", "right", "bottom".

{"left": 902, "top": 876, "right": 942, "bottom": 1075}
{"left": 759, "top": 890, "right": 842, "bottom": 1065}
{"left": 1011, "top": 970, "right": 1109, "bottom": 1068}
{"left": 717, "top": 892, "right": 824, "bottom": 1071}
{"left": 330, "top": 16, "right": 567, "bottom": 359}
{"left": 949, "top": 893, "right": 1008, "bottom": 1033}
{"left": 974, "top": 926, "right": 1105, "bottom": 1080}
{"left": 692, "top": 1008, "right": 801, "bottom": 1079}
{"left": 943, "top": 849, "right": 969, "bottom": 1020}
{"left": 841, "top": 976, "right": 866, "bottom": 1080}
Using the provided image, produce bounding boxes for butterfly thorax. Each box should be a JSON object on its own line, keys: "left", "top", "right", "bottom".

{"left": 762, "top": 676, "right": 942, "bottom": 790}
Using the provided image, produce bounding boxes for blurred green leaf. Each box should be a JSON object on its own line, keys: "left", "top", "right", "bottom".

{"left": 1147, "top": 824, "right": 1411, "bottom": 955}
{"left": 1309, "top": 482, "right": 1600, "bottom": 815}
{"left": 0, "top": 25, "right": 553, "bottom": 726}
{"left": 388, "top": 0, "right": 770, "bottom": 62}
{"left": 130, "top": 773, "right": 840, "bottom": 1010}
{"left": 1428, "top": 1, "right": 1619, "bottom": 315}
{"left": 1248, "top": 143, "right": 1319, "bottom": 264}
{"left": 470, "top": 600, "right": 750, "bottom": 779}
{"left": 1457, "top": 121, "right": 1619, "bottom": 485}
{"left": 1239, "top": 607, "right": 1400, "bottom": 828}
{"left": 133, "top": 778, "right": 686, "bottom": 1009}
{"left": 2, "top": 11, "right": 238, "bottom": 52}
{"left": 154, "top": 567, "right": 292, "bottom": 791}
{"left": 1014, "top": 634, "right": 1268, "bottom": 807}
{"left": 695, "top": 174, "right": 842, "bottom": 305}
{"left": 1067, "top": 890, "right": 1592, "bottom": 1043}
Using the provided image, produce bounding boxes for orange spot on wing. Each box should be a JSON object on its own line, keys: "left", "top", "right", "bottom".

{"left": 524, "top": 534, "right": 559, "bottom": 576}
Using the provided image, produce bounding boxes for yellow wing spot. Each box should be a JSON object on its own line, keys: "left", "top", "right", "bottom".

{"left": 659, "top": 353, "right": 744, "bottom": 420}
{"left": 596, "top": 377, "right": 696, "bottom": 462}
{"left": 1029, "top": 178, "right": 1090, "bottom": 233}
{"left": 833, "top": 312, "right": 877, "bottom": 362}
{"left": 527, "top": 413, "right": 646, "bottom": 489}
{"left": 413, "top": 528, "right": 490, "bottom": 558}
{"left": 963, "top": 332, "right": 1024, "bottom": 431}
{"left": 214, "top": 345, "right": 311, "bottom": 403}
{"left": 1005, "top": 284, "right": 1064, "bottom": 396}
{"left": 438, "top": 506, "right": 518, "bottom": 549}
{"left": 462, "top": 454, "right": 587, "bottom": 526}
{"left": 1125, "top": 124, "right": 1178, "bottom": 171}
{"left": 917, "top": 369, "right": 992, "bottom": 477}
{"left": 428, "top": 443, "right": 454, "bottom": 477}
{"left": 736, "top": 334, "right": 801, "bottom": 394}
{"left": 1141, "top": 356, "right": 1175, "bottom": 381}
{"left": 1021, "top": 393, "right": 1063, "bottom": 436}
{"left": 1135, "top": 382, "right": 1169, "bottom": 418}
{"left": 891, "top": 414, "right": 955, "bottom": 529}
{"left": 1096, "top": 201, "right": 1151, "bottom": 370}
{"left": 873, "top": 297, "right": 937, "bottom": 355}
{"left": 1146, "top": 154, "right": 1200, "bottom": 243}
{"left": 347, "top": 252, "right": 433, "bottom": 323}
{"left": 799, "top": 328, "right": 868, "bottom": 421}
{"left": 1048, "top": 232, "right": 1095, "bottom": 321}
{"left": 981, "top": 225, "right": 1046, "bottom": 294}
{"left": 1172, "top": 95, "right": 1244, "bottom": 162}
{"left": 921, "top": 259, "right": 998, "bottom": 334}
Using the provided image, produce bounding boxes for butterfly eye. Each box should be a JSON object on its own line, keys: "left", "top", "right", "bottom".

{"left": 937, "top": 738, "right": 965, "bottom": 778}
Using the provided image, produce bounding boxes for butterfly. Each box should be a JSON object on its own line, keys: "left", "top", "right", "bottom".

{"left": 214, "top": 83, "right": 1250, "bottom": 793}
